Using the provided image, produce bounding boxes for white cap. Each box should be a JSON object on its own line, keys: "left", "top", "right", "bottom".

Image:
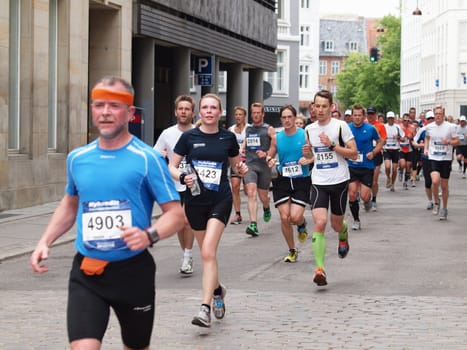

{"left": 460, "top": 115, "right": 466, "bottom": 121}
{"left": 426, "top": 111, "right": 434, "bottom": 119}
{"left": 345, "top": 109, "right": 352, "bottom": 116}
{"left": 386, "top": 111, "right": 395, "bottom": 118}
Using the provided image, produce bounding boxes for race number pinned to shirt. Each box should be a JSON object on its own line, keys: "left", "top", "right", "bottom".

{"left": 314, "top": 146, "right": 338, "bottom": 169}
{"left": 246, "top": 134, "right": 261, "bottom": 150}
{"left": 282, "top": 161, "right": 303, "bottom": 178}
{"left": 82, "top": 200, "right": 132, "bottom": 251}
{"left": 350, "top": 153, "right": 364, "bottom": 164}
{"left": 193, "top": 160, "right": 222, "bottom": 191}
{"left": 430, "top": 141, "right": 448, "bottom": 156}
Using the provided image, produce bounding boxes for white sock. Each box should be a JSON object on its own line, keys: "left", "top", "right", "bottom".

{"left": 184, "top": 249, "right": 192, "bottom": 258}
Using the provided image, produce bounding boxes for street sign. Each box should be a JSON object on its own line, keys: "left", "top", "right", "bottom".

{"left": 195, "top": 56, "right": 213, "bottom": 86}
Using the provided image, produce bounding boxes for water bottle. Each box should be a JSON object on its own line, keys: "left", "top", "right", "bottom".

{"left": 185, "top": 164, "right": 201, "bottom": 196}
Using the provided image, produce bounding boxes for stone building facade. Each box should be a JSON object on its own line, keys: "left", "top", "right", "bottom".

{"left": 0, "top": 0, "right": 277, "bottom": 211}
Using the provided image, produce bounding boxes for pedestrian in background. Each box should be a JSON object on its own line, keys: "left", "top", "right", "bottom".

{"left": 30, "top": 76, "right": 183, "bottom": 350}
{"left": 169, "top": 93, "right": 248, "bottom": 328}
{"left": 154, "top": 95, "right": 196, "bottom": 276}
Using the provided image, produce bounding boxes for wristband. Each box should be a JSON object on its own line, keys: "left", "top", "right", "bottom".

{"left": 179, "top": 173, "right": 186, "bottom": 185}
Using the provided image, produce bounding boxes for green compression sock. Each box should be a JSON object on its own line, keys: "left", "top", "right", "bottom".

{"left": 312, "top": 232, "right": 326, "bottom": 269}
{"left": 339, "top": 221, "right": 348, "bottom": 241}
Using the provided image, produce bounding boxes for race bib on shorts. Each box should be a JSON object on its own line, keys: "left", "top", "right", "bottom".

{"left": 82, "top": 200, "right": 132, "bottom": 251}
{"left": 193, "top": 160, "right": 222, "bottom": 191}
{"left": 314, "top": 146, "right": 338, "bottom": 169}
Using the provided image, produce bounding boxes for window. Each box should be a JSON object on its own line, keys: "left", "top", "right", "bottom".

{"left": 300, "top": 26, "right": 310, "bottom": 46}
{"left": 301, "top": 0, "right": 310, "bottom": 9}
{"left": 331, "top": 85, "right": 337, "bottom": 97}
{"left": 331, "top": 61, "right": 340, "bottom": 75}
{"left": 348, "top": 41, "right": 358, "bottom": 52}
{"left": 8, "top": 0, "right": 21, "bottom": 150}
{"left": 319, "top": 61, "right": 327, "bottom": 75}
{"left": 48, "top": 0, "right": 58, "bottom": 150}
{"left": 218, "top": 71, "right": 227, "bottom": 92}
{"left": 265, "top": 49, "right": 288, "bottom": 94}
{"left": 277, "top": 0, "right": 285, "bottom": 20}
{"left": 299, "top": 65, "right": 311, "bottom": 89}
{"left": 324, "top": 40, "right": 335, "bottom": 52}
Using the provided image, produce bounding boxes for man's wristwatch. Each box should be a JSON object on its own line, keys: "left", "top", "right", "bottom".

{"left": 329, "top": 141, "right": 336, "bottom": 151}
{"left": 145, "top": 226, "right": 160, "bottom": 247}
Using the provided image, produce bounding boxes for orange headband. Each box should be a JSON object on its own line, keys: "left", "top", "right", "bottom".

{"left": 91, "top": 88, "right": 134, "bottom": 106}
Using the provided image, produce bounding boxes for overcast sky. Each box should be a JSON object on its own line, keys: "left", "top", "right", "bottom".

{"left": 320, "top": 0, "right": 401, "bottom": 18}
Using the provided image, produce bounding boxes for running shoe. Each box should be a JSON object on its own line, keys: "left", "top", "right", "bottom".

{"left": 463, "top": 173, "right": 466, "bottom": 179}
{"left": 180, "top": 256, "right": 193, "bottom": 275}
{"left": 313, "top": 268, "right": 327, "bottom": 286}
{"left": 351, "top": 220, "right": 361, "bottom": 230}
{"left": 426, "top": 201, "right": 433, "bottom": 210}
{"left": 230, "top": 214, "right": 242, "bottom": 225}
{"left": 246, "top": 223, "right": 259, "bottom": 237}
{"left": 363, "top": 200, "right": 372, "bottom": 212}
{"left": 283, "top": 249, "right": 298, "bottom": 263}
{"left": 212, "top": 284, "right": 227, "bottom": 319}
{"left": 192, "top": 305, "right": 211, "bottom": 328}
{"left": 263, "top": 207, "right": 272, "bottom": 222}
{"left": 411, "top": 180, "right": 416, "bottom": 187}
{"left": 297, "top": 220, "right": 308, "bottom": 243}
{"left": 403, "top": 182, "right": 408, "bottom": 190}
{"left": 439, "top": 208, "right": 448, "bottom": 221}
{"left": 390, "top": 184, "right": 395, "bottom": 192}
{"left": 371, "top": 202, "right": 377, "bottom": 212}
{"left": 338, "top": 222, "right": 349, "bottom": 259}
{"left": 432, "top": 203, "right": 440, "bottom": 216}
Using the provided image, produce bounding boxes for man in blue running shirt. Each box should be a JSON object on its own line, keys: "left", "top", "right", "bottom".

{"left": 30, "top": 76, "right": 183, "bottom": 350}
{"left": 347, "top": 105, "right": 383, "bottom": 230}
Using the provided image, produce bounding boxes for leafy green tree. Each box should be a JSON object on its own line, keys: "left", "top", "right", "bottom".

{"left": 336, "top": 15, "right": 401, "bottom": 115}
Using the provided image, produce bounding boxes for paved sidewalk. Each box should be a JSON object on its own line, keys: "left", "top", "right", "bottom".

{"left": 0, "top": 201, "right": 162, "bottom": 262}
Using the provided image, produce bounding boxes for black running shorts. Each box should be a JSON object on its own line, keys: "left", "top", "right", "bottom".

{"left": 67, "top": 250, "right": 156, "bottom": 348}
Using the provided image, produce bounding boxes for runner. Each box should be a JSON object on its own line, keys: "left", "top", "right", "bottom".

{"left": 242, "top": 103, "right": 276, "bottom": 237}
{"left": 228, "top": 106, "right": 248, "bottom": 224}
{"left": 303, "top": 90, "right": 357, "bottom": 286}
{"left": 347, "top": 105, "right": 383, "bottom": 230}
{"left": 154, "top": 95, "right": 196, "bottom": 276}
{"left": 366, "top": 105, "right": 387, "bottom": 211}
{"left": 383, "top": 111, "right": 403, "bottom": 191}
{"left": 424, "top": 105, "right": 459, "bottom": 220}
{"left": 170, "top": 93, "right": 248, "bottom": 327}
{"left": 455, "top": 115, "right": 467, "bottom": 178}
{"left": 412, "top": 110, "right": 435, "bottom": 209}
{"left": 267, "top": 105, "right": 312, "bottom": 262}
